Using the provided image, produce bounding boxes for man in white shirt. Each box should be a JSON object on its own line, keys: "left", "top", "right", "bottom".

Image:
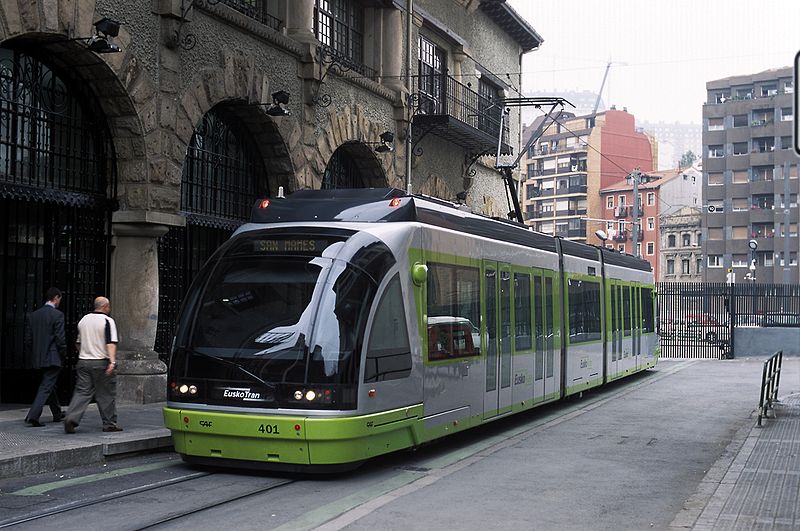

{"left": 64, "top": 296, "right": 122, "bottom": 433}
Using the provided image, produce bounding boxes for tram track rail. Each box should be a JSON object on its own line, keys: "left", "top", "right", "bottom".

{"left": 0, "top": 469, "right": 295, "bottom": 529}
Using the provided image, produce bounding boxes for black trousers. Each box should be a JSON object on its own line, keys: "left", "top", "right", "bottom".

{"left": 26, "top": 366, "right": 61, "bottom": 422}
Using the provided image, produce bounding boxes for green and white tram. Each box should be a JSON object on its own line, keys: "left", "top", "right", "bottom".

{"left": 164, "top": 188, "right": 657, "bottom": 471}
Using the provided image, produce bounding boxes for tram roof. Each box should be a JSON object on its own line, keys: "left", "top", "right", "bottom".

{"left": 250, "top": 188, "right": 651, "bottom": 272}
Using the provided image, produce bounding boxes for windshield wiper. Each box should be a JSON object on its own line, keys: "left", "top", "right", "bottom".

{"left": 183, "top": 348, "right": 276, "bottom": 390}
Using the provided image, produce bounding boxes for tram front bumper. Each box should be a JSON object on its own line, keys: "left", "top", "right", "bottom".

{"left": 163, "top": 405, "right": 422, "bottom": 467}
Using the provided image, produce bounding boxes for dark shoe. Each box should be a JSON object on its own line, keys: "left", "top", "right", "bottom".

{"left": 25, "top": 419, "right": 45, "bottom": 427}
{"left": 102, "top": 425, "right": 123, "bottom": 432}
{"left": 64, "top": 419, "right": 77, "bottom": 434}
{"left": 52, "top": 410, "right": 65, "bottom": 423}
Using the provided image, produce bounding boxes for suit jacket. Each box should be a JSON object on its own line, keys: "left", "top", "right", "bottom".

{"left": 24, "top": 304, "right": 66, "bottom": 369}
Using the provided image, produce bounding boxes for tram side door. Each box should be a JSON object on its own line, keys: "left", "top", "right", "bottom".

{"left": 483, "top": 263, "right": 513, "bottom": 419}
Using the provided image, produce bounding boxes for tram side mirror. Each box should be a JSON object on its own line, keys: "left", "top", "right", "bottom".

{"left": 411, "top": 263, "right": 428, "bottom": 286}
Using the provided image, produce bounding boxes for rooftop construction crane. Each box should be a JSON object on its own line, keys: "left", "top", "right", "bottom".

{"left": 592, "top": 61, "right": 627, "bottom": 114}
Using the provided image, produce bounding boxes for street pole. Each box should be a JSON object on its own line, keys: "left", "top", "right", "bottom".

{"left": 630, "top": 168, "right": 641, "bottom": 257}
{"left": 405, "top": 0, "right": 413, "bottom": 195}
{"left": 783, "top": 161, "right": 791, "bottom": 283}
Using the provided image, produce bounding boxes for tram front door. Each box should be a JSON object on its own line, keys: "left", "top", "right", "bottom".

{"left": 483, "top": 263, "right": 513, "bottom": 419}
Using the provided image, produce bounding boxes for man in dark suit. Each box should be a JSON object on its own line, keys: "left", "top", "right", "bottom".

{"left": 24, "top": 287, "right": 66, "bottom": 427}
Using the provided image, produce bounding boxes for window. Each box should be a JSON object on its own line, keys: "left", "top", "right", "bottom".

{"left": 364, "top": 275, "right": 411, "bottom": 382}
{"left": 752, "top": 223, "right": 775, "bottom": 238}
{"left": 714, "top": 91, "right": 729, "bottom": 104}
{"left": 732, "top": 142, "right": 748, "bottom": 156}
{"left": 607, "top": 196, "right": 614, "bottom": 209}
{"left": 761, "top": 84, "right": 778, "bottom": 97}
{"left": 733, "top": 114, "right": 748, "bottom": 127}
{"left": 708, "top": 172, "right": 724, "bottom": 186}
{"left": 732, "top": 170, "right": 748, "bottom": 184}
{"left": 635, "top": 243, "right": 642, "bottom": 257}
{"left": 617, "top": 244, "right": 625, "bottom": 252}
{"left": 666, "top": 259, "right": 675, "bottom": 275}
{"left": 708, "top": 228, "right": 723, "bottom": 240}
{"left": 707, "top": 117, "right": 724, "bottom": 131}
{"left": 647, "top": 192, "right": 655, "bottom": 206}
{"left": 708, "top": 145, "right": 724, "bottom": 158}
{"left": 567, "top": 279, "right": 601, "bottom": 343}
{"left": 681, "top": 259, "right": 690, "bottom": 274}
{"left": 641, "top": 288, "right": 655, "bottom": 333}
{"left": 735, "top": 88, "right": 753, "bottom": 100}
{"left": 732, "top": 198, "right": 748, "bottom": 212}
{"left": 696, "top": 233, "right": 701, "bottom": 246}
{"left": 780, "top": 136, "right": 793, "bottom": 150}
{"left": 781, "top": 107, "right": 793, "bottom": 121}
{"left": 752, "top": 194, "right": 774, "bottom": 210}
{"left": 514, "top": 273, "right": 532, "bottom": 351}
{"left": 315, "top": 0, "right": 365, "bottom": 67}
{"left": 646, "top": 242, "right": 654, "bottom": 255}
{"left": 732, "top": 254, "right": 748, "bottom": 267}
{"left": 778, "top": 252, "right": 798, "bottom": 266}
{"left": 667, "top": 234, "right": 676, "bottom": 247}
{"left": 756, "top": 251, "right": 774, "bottom": 267}
{"left": 696, "top": 258, "right": 702, "bottom": 274}
{"left": 753, "top": 137, "right": 775, "bottom": 153}
{"left": 779, "top": 194, "right": 798, "bottom": 208}
{"left": 779, "top": 223, "right": 799, "bottom": 237}
{"left": 708, "top": 255, "right": 722, "bottom": 268}
{"left": 752, "top": 166, "right": 773, "bottom": 182}
{"left": 618, "top": 195, "right": 626, "bottom": 207}
{"left": 418, "top": 35, "right": 447, "bottom": 115}
{"left": 785, "top": 80, "right": 794, "bottom": 94}
{"left": 647, "top": 217, "right": 655, "bottom": 230}
{"left": 732, "top": 226, "right": 748, "bottom": 239}
{"left": 682, "top": 233, "right": 691, "bottom": 246}
{"left": 426, "top": 263, "right": 480, "bottom": 361}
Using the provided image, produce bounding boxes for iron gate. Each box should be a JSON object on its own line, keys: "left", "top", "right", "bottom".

{"left": 0, "top": 46, "right": 114, "bottom": 403}
{"left": 155, "top": 105, "right": 268, "bottom": 358}
{"left": 657, "top": 282, "right": 733, "bottom": 359}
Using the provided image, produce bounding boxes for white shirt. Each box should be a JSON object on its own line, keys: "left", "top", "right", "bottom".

{"left": 77, "top": 312, "right": 119, "bottom": 360}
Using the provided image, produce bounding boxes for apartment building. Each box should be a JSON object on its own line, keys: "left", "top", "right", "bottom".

{"left": 521, "top": 108, "right": 654, "bottom": 242}
{"left": 702, "top": 67, "right": 799, "bottom": 283}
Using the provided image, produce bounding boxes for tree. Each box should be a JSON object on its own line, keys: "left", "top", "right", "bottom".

{"left": 679, "top": 150, "right": 696, "bottom": 169}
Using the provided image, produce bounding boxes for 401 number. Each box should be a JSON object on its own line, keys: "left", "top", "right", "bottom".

{"left": 258, "top": 424, "right": 280, "bottom": 435}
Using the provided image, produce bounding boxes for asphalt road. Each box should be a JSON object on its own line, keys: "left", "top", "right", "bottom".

{"left": 0, "top": 357, "right": 792, "bottom": 530}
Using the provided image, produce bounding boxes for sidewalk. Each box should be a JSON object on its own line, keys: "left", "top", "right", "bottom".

{"left": 0, "top": 402, "right": 171, "bottom": 480}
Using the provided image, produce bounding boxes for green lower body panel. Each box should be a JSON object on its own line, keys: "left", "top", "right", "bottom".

{"left": 164, "top": 405, "right": 423, "bottom": 467}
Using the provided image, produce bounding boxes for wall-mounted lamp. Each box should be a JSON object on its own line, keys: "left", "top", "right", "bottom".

{"left": 86, "top": 18, "right": 122, "bottom": 54}
{"left": 595, "top": 229, "right": 608, "bottom": 242}
{"left": 374, "top": 131, "right": 394, "bottom": 153}
{"left": 265, "top": 90, "right": 290, "bottom": 117}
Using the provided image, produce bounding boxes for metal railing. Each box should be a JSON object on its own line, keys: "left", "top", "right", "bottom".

{"left": 413, "top": 73, "right": 509, "bottom": 145}
{"left": 757, "top": 350, "right": 782, "bottom": 426}
{"left": 220, "top": 0, "right": 282, "bottom": 31}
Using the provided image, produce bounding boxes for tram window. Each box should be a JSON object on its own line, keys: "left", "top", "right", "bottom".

{"left": 641, "top": 287, "right": 655, "bottom": 333}
{"left": 623, "top": 286, "right": 632, "bottom": 337}
{"left": 610, "top": 285, "right": 618, "bottom": 361}
{"left": 426, "top": 263, "right": 480, "bottom": 360}
{"left": 514, "top": 273, "right": 532, "bottom": 351}
{"left": 365, "top": 275, "right": 411, "bottom": 382}
{"left": 533, "top": 276, "right": 544, "bottom": 381}
{"left": 568, "top": 279, "right": 601, "bottom": 343}
{"left": 500, "top": 272, "right": 512, "bottom": 388}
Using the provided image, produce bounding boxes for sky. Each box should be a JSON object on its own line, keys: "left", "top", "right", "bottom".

{"left": 508, "top": 0, "right": 800, "bottom": 125}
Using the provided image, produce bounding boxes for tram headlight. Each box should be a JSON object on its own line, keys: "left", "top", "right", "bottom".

{"left": 179, "top": 384, "right": 189, "bottom": 394}
{"left": 305, "top": 390, "right": 317, "bottom": 401}
{"left": 188, "top": 385, "right": 197, "bottom": 395}
{"left": 294, "top": 390, "right": 303, "bottom": 400}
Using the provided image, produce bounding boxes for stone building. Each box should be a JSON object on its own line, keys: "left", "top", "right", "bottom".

{"left": 0, "top": 0, "right": 542, "bottom": 404}
{"left": 659, "top": 206, "right": 703, "bottom": 282}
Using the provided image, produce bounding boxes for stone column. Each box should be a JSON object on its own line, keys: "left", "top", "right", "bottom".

{"left": 286, "top": 0, "right": 316, "bottom": 44}
{"left": 111, "top": 211, "right": 185, "bottom": 404}
{"left": 381, "top": 8, "right": 403, "bottom": 92}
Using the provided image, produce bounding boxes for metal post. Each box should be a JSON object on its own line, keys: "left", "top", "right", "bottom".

{"left": 405, "top": 0, "right": 413, "bottom": 195}
{"left": 630, "top": 169, "right": 641, "bottom": 256}
{"left": 783, "top": 161, "right": 791, "bottom": 283}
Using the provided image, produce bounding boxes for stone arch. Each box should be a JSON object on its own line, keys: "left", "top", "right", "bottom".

{"left": 0, "top": 1, "right": 157, "bottom": 210}
{"left": 305, "top": 104, "right": 400, "bottom": 190}
{"left": 175, "top": 51, "right": 295, "bottom": 200}
{"left": 322, "top": 141, "right": 388, "bottom": 189}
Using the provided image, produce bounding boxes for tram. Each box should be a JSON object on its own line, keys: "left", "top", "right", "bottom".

{"left": 164, "top": 188, "right": 657, "bottom": 471}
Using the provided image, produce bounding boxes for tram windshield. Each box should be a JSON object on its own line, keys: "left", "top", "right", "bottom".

{"left": 168, "top": 228, "right": 396, "bottom": 409}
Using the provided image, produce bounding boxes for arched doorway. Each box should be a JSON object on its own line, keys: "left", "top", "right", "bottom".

{"left": 155, "top": 104, "right": 269, "bottom": 356}
{"left": 0, "top": 46, "right": 115, "bottom": 403}
{"left": 322, "top": 142, "right": 388, "bottom": 189}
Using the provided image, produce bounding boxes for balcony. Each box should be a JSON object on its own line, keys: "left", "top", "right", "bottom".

{"left": 613, "top": 230, "right": 628, "bottom": 242}
{"left": 219, "top": 0, "right": 282, "bottom": 31}
{"left": 614, "top": 205, "right": 629, "bottom": 218}
{"left": 412, "top": 74, "right": 511, "bottom": 156}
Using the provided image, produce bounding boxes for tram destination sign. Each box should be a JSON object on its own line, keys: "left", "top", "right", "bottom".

{"left": 252, "top": 238, "right": 330, "bottom": 254}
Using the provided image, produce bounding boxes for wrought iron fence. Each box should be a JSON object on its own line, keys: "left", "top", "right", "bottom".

{"left": 219, "top": 0, "right": 282, "bottom": 31}
{"left": 657, "top": 282, "right": 800, "bottom": 359}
